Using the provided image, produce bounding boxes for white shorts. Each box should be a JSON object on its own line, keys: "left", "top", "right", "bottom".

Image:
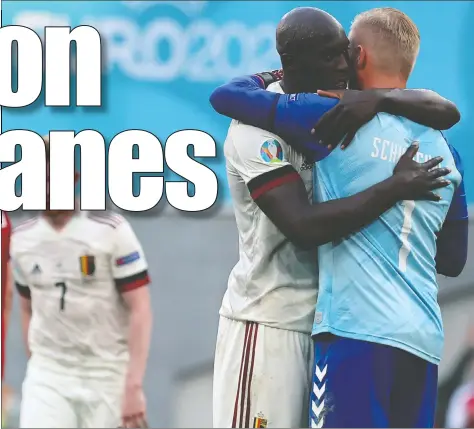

{"left": 213, "top": 316, "right": 313, "bottom": 428}
{"left": 20, "top": 356, "right": 125, "bottom": 428}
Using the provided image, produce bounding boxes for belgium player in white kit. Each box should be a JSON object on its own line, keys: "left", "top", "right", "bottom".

{"left": 11, "top": 138, "right": 152, "bottom": 428}
{"left": 214, "top": 79, "right": 317, "bottom": 428}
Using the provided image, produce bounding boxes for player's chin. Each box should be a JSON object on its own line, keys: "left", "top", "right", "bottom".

{"left": 333, "top": 79, "right": 348, "bottom": 89}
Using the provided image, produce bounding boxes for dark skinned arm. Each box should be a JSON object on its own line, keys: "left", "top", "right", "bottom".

{"left": 256, "top": 173, "right": 401, "bottom": 249}
{"left": 251, "top": 144, "right": 450, "bottom": 249}
{"left": 313, "top": 88, "right": 461, "bottom": 149}
{"left": 381, "top": 89, "right": 461, "bottom": 130}
{"left": 210, "top": 73, "right": 460, "bottom": 159}
{"left": 436, "top": 345, "right": 474, "bottom": 426}
{"left": 382, "top": 89, "right": 460, "bottom": 131}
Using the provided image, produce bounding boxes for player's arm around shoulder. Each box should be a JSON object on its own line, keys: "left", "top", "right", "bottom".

{"left": 109, "top": 214, "right": 152, "bottom": 427}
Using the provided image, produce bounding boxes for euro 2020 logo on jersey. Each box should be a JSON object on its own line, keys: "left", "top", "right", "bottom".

{"left": 260, "top": 139, "right": 283, "bottom": 164}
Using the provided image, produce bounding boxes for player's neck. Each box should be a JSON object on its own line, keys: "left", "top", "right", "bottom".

{"left": 360, "top": 73, "right": 407, "bottom": 90}
{"left": 43, "top": 211, "right": 76, "bottom": 231}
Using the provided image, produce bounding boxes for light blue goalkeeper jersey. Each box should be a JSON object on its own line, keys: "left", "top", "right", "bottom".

{"left": 312, "top": 113, "right": 462, "bottom": 364}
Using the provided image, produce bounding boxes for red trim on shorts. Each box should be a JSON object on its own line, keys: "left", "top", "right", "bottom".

{"left": 245, "top": 324, "right": 259, "bottom": 428}
{"left": 250, "top": 172, "right": 300, "bottom": 200}
{"left": 239, "top": 323, "right": 253, "bottom": 427}
{"left": 232, "top": 323, "right": 250, "bottom": 427}
{"left": 232, "top": 322, "right": 260, "bottom": 428}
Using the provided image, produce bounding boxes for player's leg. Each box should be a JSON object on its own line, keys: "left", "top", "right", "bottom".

{"left": 213, "top": 317, "right": 313, "bottom": 428}
{"left": 19, "top": 363, "right": 78, "bottom": 428}
{"left": 245, "top": 323, "right": 313, "bottom": 428}
{"left": 389, "top": 348, "right": 438, "bottom": 428}
{"left": 77, "top": 375, "right": 124, "bottom": 428}
{"left": 213, "top": 316, "right": 249, "bottom": 428}
{"left": 310, "top": 334, "right": 393, "bottom": 428}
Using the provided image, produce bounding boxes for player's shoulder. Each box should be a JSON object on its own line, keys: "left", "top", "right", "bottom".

{"left": 225, "top": 80, "right": 285, "bottom": 154}
{"left": 12, "top": 216, "right": 41, "bottom": 237}
{"left": 225, "top": 122, "right": 290, "bottom": 174}
{"left": 85, "top": 211, "right": 127, "bottom": 230}
{"left": 225, "top": 120, "right": 288, "bottom": 157}
{"left": 266, "top": 81, "right": 284, "bottom": 95}
{"left": 440, "top": 134, "right": 463, "bottom": 168}
{"left": 369, "top": 112, "right": 414, "bottom": 133}
{"left": 370, "top": 112, "right": 425, "bottom": 131}
{"left": 413, "top": 125, "right": 455, "bottom": 160}
{"left": 228, "top": 119, "right": 282, "bottom": 142}
{"left": 11, "top": 216, "right": 42, "bottom": 253}
{"left": 368, "top": 113, "right": 447, "bottom": 144}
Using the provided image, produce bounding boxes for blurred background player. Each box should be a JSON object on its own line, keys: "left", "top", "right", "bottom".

{"left": 446, "top": 375, "right": 474, "bottom": 428}
{"left": 1, "top": 211, "right": 12, "bottom": 426}
{"left": 441, "top": 325, "right": 474, "bottom": 428}
{"left": 438, "top": 326, "right": 474, "bottom": 427}
{"left": 11, "top": 136, "right": 153, "bottom": 428}
{"left": 212, "top": 7, "right": 456, "bottom": 428}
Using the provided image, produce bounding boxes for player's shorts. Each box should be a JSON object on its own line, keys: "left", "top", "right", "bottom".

{"left": 20, "top": 355, "right": 125, "bottom": 428}
{"left": 213, "top": 316, "right": 313, "bottom": 428}
{"left": 310, "top": 334, "right": 438, "bottom": 428}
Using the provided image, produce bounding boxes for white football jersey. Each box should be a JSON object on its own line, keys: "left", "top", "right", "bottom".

{"left": 220, "top": 81, "right": 318, "bottom": 334}
{"left": 11, "top": 212, "right": 150, "bottom": 375}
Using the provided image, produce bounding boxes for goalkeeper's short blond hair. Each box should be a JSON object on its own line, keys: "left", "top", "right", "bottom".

{"left": 349, "top": 7, "right": 420, "bottom": 79}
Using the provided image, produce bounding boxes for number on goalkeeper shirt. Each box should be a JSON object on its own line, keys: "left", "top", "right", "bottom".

{"left": 399, "top": 200, "right": 416, "bottom": 272}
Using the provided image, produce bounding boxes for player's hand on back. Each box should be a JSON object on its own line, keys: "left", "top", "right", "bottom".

{"left": 311, "top": 89, "right": 391, "bottom": 150}
{"left": 121, "top": 383, "right": 147, "bottom": 428}
{"left": 392, "top": 142, "right": 451, "bottom": 202}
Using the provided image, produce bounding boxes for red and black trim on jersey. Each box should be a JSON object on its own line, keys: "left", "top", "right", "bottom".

{"left": 115, "top": 270, "right": 150, "bottom": 293}
{"left": 87, "top": 212, "right": 123, "bottom": 229}
{"left": 247, "top": 165, "right": 300, "bottom": 200}
{"left": 15, "top": 282, "right": 31, "bottom": 299}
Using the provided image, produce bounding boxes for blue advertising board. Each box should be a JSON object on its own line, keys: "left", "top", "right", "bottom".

{"left": 2, "top": 1, "right": 473, "bottom": 203}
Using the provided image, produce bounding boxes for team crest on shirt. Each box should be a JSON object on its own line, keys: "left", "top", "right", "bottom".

{"left": 79, "top": 255, "right": 96, "bottom": 277}
{"left": 253, "top": 413, "right": 267, "bottom": 428}
{"left": 260, "top": 139, "right": 283, "bottom": 164}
